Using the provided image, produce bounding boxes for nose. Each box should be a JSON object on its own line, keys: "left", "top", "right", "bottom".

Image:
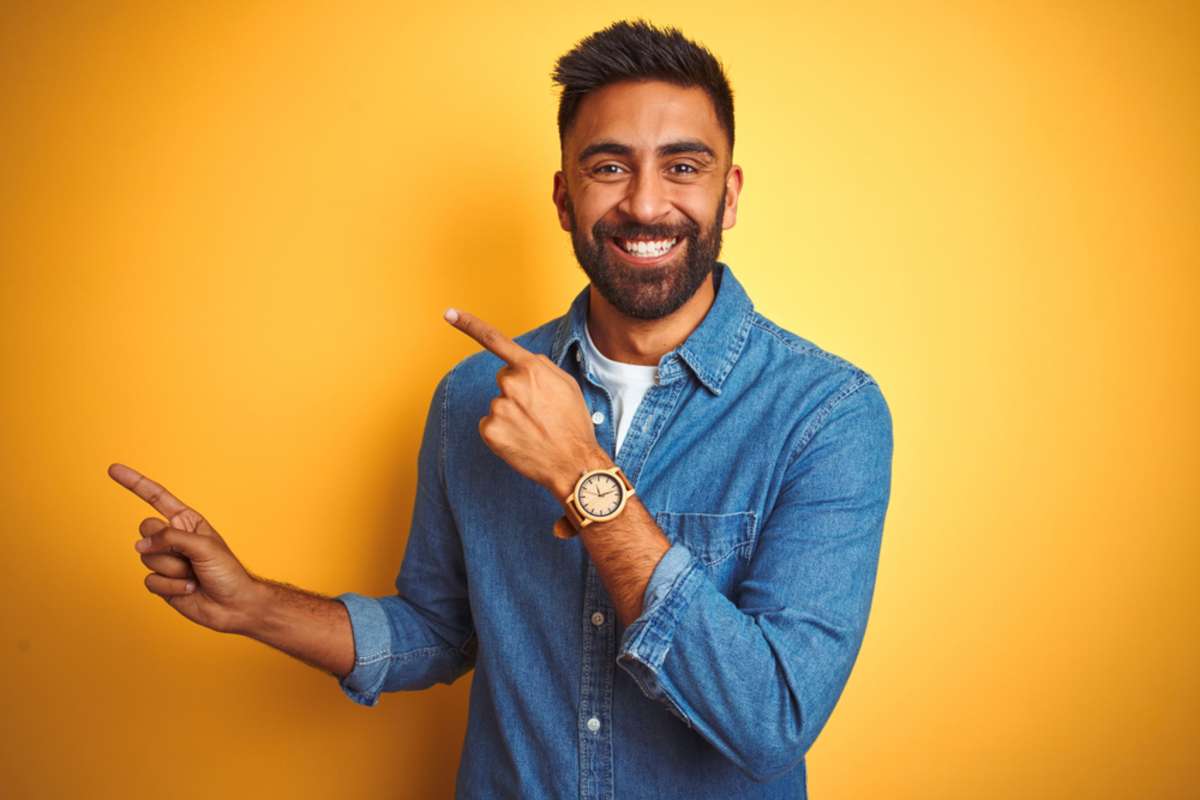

{"left": 617, "top": 168, "right": 672, "bottom": 225}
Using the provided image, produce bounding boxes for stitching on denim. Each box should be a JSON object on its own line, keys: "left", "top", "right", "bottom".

{"left": 748, "top": 312, "right": 865, "bottom": 373}
{"left": 656, "top": 511, "right": 758, "bottom": 564}
{"left": 355, "top": 644, "right": 459, "bottom": 667}
{"left": 617, "top": 651, "right": 692, "bottom": 728}
{"left": 712, "top": 303, "right": 755, "bottom": 388}
{"left": 786, "top": 374, "right": 876, "bottom": 470}
{"left": 440, "top": 365, "right": 455, "bottom": 502}
{"left": 678, "top": 303, "right": 753, "bottom": 395}
{"left": 704, "top": 540, "right": 755, "bottom": 567}
{"left": 626, "top": 378, "right": 684, "bottom": 485}
{"left": 657, "top": 511, "right": 754, "bottom": 520}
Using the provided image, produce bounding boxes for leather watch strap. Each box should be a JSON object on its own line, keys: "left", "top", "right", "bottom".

{"left": 552, "top": 514, "right": 578, "bottom": 540}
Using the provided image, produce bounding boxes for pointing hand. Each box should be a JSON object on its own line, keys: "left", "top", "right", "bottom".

{"left": 443, "top": 307, "right": 611, "bottom": 499}
{"left": 109, "top": 463, "right": 261, "bottom": 634}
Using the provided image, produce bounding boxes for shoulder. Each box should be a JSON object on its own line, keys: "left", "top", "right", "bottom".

{"left": 740, "top": 309, "right": 892, "bottom": 445}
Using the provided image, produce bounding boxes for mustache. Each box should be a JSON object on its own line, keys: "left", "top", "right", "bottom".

{"left": 592, "top": 219, "right": 700, "bottom": 242}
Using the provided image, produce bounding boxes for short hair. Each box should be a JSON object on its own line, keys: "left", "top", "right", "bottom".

{"left": 551, "top": 19, "right": 735, "bottom": 154}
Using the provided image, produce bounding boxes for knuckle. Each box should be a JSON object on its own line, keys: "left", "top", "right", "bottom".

{"left": 139, "top": 516, "right": 164, "bottom": 533}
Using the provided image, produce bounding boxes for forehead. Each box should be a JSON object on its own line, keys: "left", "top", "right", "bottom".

{"left": 566, "top": 79, "right": 725, "bottom": 160}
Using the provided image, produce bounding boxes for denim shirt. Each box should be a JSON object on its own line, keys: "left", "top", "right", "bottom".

{"left": 334, "top": 262, "right": 894, "bottom": 798}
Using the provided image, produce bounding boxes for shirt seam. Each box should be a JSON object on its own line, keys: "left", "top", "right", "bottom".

{"left": 440, "top": 365, "right": 455, "bottom": 502}
{"left": 355, "top": 644, "right": 460, "bottom": 667}
{"left": 748, "top": 312, "right": 866, "bottom": 372}
{"left": 785, "top": 372, "right": 878, "bottom": 471}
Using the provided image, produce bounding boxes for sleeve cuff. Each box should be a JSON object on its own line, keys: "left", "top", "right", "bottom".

{"left": 642, "top": 541, "right": 694, "bottom": 612}
{"left": 617, "top": 546, "right": 706, "bottom": 725}
{"left": 334, "top": 592, "right": 393, "bottom": 707}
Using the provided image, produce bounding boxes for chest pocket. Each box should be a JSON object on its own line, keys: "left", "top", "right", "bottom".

{"left": 654, "top": 511, "right": 758, "bottom": 598}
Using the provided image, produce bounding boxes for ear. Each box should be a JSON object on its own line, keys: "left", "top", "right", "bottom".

{"left": 552, "top": 171, "right": 572, "bottom": 232}
{"left": 721, "top": 164, "right": 744, "bottom": 230}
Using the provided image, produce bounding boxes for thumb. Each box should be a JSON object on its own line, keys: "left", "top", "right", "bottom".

{"left": 134, "top": 526, "right": 218, "bottom": 562}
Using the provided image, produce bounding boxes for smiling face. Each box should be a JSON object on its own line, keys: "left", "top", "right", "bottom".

{"left": 553, "top": 79, "right": 743, "bottom": 320}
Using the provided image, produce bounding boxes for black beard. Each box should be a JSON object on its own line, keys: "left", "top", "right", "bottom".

{"left": 565, "top": 188, "right": 727, "bottom": 320}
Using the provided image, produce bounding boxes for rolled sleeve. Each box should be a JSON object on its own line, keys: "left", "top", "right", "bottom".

{"left": 334, "top": 592, "right": 393, "bottom": 707}
{"left": 641, "top": 540, "right": 695, "bottom": 613}
{"left": 331, "top": 368, "right": 477, "bottom": 708}
{"left": 617, "top": 376, "right": 894, "bottom": 782}
{"left": 619, "top": 549, "right": 706, "bottom": 725}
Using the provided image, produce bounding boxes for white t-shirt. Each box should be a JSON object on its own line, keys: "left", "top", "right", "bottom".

{"left": 581, "top": 319, "right": 659, "bottom": 457}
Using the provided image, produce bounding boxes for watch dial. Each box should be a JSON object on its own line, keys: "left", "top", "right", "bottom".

{"left": 578, "top": 473, "right": 622, "bottom": 518}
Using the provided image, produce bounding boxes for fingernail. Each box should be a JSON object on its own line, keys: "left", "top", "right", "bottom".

{"left": 443, "top": 307, "right": 459, "bottom": 324}
{"left": 185, "top": 581, "right": 195, "bottom": 592}
{"left": 134, "top": 538, "right": 150, "bottom": 552}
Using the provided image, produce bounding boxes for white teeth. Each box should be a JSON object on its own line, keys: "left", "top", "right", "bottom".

{"left": 620, "top": 238, "right": 677, "bottom": 257}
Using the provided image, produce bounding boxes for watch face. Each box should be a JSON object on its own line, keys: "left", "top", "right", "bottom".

{"left": 577, "top": 472, "right": 623, "bottom": 518}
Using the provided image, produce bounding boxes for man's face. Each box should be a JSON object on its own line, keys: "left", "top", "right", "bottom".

{"left": 553, "top": 80, "right": 743, "bottom": 320}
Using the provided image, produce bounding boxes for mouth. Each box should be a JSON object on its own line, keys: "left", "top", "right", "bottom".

{"left": 608, "top": 235, "right": 684, "bottom": 266}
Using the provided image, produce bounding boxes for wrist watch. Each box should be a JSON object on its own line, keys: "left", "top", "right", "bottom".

{"left": 552, "top": 466, "right": 636, "bottom": 540}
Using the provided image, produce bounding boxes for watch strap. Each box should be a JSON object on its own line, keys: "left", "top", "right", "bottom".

{"left": 552, "top": 514, "right": 578, "bottom": 540}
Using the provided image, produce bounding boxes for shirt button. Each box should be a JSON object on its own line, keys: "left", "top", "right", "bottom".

{"left": 591, "top": 411, "right": 605, "bottom": 425}
{"left": 591, "top": 611, "right": 605, "bottom": 626}
{"left": 575, "top": 349, "right": 581, "bottom": 362}
{"left": 586, "top": 717, "right": 601, "bottom": 733}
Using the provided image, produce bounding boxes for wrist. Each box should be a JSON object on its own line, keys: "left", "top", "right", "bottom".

{"left": 549, "top": 446, "right": 615, "bottom": 502}
{"left": 228, "top": 576, "right": 273, "bottom": 637}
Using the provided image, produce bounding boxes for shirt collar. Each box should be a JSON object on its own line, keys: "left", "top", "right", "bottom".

{"left": 550, "top": 261, "right": 755, "bottom": 396}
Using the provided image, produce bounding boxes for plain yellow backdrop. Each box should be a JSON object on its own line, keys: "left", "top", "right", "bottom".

{"left": 2, "top": 2, "right": 1196, "bottom": 797}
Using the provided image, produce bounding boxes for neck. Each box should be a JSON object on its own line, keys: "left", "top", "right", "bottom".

{"left": 586, "top": 272, "right": 716, "bottom": 366}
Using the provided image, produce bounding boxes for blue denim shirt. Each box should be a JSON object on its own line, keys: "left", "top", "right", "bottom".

{"left": 334, "top": 262, "right": 894, "bottom": 798}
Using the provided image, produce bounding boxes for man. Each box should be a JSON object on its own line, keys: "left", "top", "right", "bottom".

{"left": 111, "top": 19, "right": 894, "bottom": 798}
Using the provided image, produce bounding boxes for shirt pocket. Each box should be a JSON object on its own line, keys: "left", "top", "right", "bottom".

{"left": 653, "top": 511, "right": 758, "bottom": 598}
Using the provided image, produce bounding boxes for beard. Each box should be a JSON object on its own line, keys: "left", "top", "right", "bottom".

{"left": 565, "top": 188, "right": 727, "bottom": 320}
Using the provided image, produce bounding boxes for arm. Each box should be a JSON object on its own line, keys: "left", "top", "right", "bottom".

{"left": 232, "top": 370, "right": 474, "bottom": 707}
{"left": 614, "top": 377, "right": 894, "bottom": 783}
{"left": 113, "top": 368, "right": 472, "bottom": 703}
{"left": 335, "top": 368, "right": 476, "bottom": 706}
{"left": 548, "top": 454, "right": 672, "bottom": 630}
{"left": 234, "top": 576, "right": 356, "bottom": 680}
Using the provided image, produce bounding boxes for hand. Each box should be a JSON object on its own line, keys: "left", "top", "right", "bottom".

{"left": 444, "top": 307, "right": 611, "bottom": 499}
{"left": 109, "top": 463, "right": 262, "bottom": 634}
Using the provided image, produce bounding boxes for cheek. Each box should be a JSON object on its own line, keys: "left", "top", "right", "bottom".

{"left": 575, "top": 185, "right": 621, "bottom": 220}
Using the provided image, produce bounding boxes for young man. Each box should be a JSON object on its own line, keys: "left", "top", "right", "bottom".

{"left": 113, "top": 20, "right": 894, "bottom": 798}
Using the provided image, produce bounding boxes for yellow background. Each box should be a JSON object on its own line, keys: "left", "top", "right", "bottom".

{"left": 2, "top": 2, "right": 1196, "bottom": 797}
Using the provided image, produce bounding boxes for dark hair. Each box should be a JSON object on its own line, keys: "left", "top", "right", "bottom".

{"left": 551, "top": 19, "right": 735, "bottom": 154}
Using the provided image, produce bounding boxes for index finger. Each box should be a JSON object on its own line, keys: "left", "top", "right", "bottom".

{"left": 107, "top": 463, "right": 192, "bottom": 520}
{"left": 444, "top": 308, "right": 533, "bottom": 365}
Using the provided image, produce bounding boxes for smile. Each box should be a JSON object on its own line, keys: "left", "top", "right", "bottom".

{"left": 609, "top": 236, "right": 683, "bottom": 265}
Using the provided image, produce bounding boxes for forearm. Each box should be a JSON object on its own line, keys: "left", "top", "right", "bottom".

{"left": 578, "top": 495, "right": 671, "bottom": 627}
{"left": 232, "top": 576, "right": 356, "bottom": 680}
{"left": 552, "top": 447, "right": 672, "bottom": 628}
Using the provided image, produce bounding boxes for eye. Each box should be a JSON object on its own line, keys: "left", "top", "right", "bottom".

{"left": 670, "top": 163, "right": 699, "bottom": 175}
{"left": 593, "top": 163, "right": 625, "bottom": 175}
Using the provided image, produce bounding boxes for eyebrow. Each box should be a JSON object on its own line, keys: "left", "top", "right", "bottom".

{"left": 577, "top": 138, "right": 717, "bottom": 163}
